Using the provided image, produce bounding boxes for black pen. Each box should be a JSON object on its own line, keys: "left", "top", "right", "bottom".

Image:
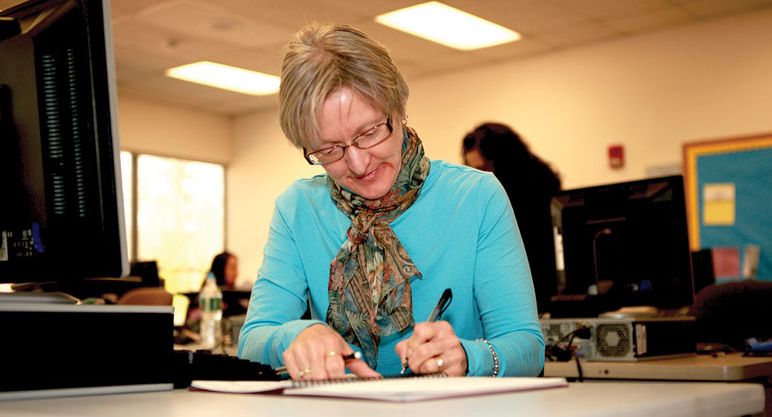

{"left": 427, "top": 288, "right": 453, "bottom": 323}
{"left": 401, "top": 288, "right": 453, "bottom": 374}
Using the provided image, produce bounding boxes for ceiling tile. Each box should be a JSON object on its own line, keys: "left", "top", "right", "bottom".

{"left": 111, "top": 0, "right": 177, "bottom": 20}
{"left": 132, "top": 0, "right": 294, "bottom": 48}
{"left": 533, "top": 21, "right": 620, "bottom": 49}
{"left": 210, "top": 0, "right": 369, "bottom": 30}
{"left": 670, "top": 0, "right": 772, "bottom": 18}
{"left": 603, "top": 6, "right": 695, "bottom": 33}
{"left": 112, "top": 19, "right": 254, "bottom": 69}
{"left": 550, "top": 0, "right": 672, "bottom": 19}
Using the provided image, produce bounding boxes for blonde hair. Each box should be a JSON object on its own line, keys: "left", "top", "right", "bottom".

{"left": 279, "top": 23, "right": 409, "bottom": 149}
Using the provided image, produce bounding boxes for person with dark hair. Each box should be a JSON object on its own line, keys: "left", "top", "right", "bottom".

{"left": 237, "top": 23, "right": 543, "bottom": 381}
{"left": 208, "top": 251, "right": 239, "bottom": 289}
{"left": 202, "top": 251, "right": 249, "bottom": 318}
{"left": 462, "top": 123, "right": 561, "bottom": 315}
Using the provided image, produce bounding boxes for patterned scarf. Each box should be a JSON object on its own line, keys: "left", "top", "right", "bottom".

{"left": 326, "top": 127, "right": 430, "bottom": 367}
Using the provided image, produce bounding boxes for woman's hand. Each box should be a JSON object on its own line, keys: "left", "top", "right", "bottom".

{"left": 283, "top": 324, "right": 380, "bottom": 380}
{"left": 395, "top": 321, "right": 468, "bottom": 376}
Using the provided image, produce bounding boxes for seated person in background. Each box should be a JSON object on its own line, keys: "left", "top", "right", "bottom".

{"left": 237, "top": 23, "right": 543, "bottom": 381}
{"left": 462, "top": 123, "right": 561, "bottom": 315}
{"left": 209, "top": 251, "right": 239, "bottom": 289}
{"left": 207, "top": 251, "right": 249, "bottom": 317}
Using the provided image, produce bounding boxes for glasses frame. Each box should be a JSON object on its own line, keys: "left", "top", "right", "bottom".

{"left": 303, "top": 116, "right": 393, "bottom": 165}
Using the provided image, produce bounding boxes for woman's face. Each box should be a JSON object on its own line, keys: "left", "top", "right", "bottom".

{"left": 463, "top": 149, "right": 493, "bottom": 172}
{"left": 314, "top": 87, "right": 403, "bottom": 200}
{"left": 224, "top": 255, "right": 238, "bottom": 287}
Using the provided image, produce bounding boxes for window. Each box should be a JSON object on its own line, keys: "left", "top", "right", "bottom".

{"left": 120, "top": 152, "right": 225, "bottom": 293}
{"left": 120, "top": 151, "right": 133, "bottom": 260}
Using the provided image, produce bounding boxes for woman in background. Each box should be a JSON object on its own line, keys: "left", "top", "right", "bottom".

{"left": 462, "top": 123, "right": 561, "bottom": 315}
{"left": 209, "top": 251, "right": 238, "bottom": 289}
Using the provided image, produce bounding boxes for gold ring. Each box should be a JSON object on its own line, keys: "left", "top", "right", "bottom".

{"left": 299, "top": 368, "right": 312, "bottom": 378}
{"left": 327, "top": 350, "right": 338, "bottom": 357}
{"left": 435, "top": 357, "right": 444, "bottom": 370}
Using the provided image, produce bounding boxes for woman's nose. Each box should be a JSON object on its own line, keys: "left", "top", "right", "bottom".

{"left": 344, "top": 146, "right": 369, "bottom": 175}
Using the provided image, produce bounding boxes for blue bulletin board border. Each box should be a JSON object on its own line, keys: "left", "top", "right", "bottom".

{"left": 683, "top": 133, "right": 772, "bottom": 280}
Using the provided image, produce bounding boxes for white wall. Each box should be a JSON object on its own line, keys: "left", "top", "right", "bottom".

{"left": 118, "top": 93, "right": 232, "bottom": 164}
{"left": 227, "top": 112, "right": 321, "bottom": 288}
{"left": 224, "top": 9, "right": 772, "bottom": 283}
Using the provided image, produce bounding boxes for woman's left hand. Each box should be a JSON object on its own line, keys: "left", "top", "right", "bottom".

{"left": 394, "top": 321, "right": 468, "bottom": 376}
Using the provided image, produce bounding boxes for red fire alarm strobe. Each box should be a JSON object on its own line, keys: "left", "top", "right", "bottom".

{"left": 608, "top": 144, "right": 624, "bottom": 169}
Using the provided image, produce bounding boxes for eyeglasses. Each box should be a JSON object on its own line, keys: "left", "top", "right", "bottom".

{"left": 303, "top": 116, "right": 393, "bottom": 165}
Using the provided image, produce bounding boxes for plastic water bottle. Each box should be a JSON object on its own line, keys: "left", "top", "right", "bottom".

{"left": 198, "top": 273, "right": 223, "bottom": 349}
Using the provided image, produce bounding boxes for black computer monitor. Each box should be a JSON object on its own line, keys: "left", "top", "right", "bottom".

{"left": 0, "top": 0, "right": 127, "bottom": 287}
{"left": 550, "top": 175, "right": 694, "bottom": 316}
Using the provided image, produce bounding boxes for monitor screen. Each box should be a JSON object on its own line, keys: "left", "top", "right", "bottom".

{"left": 0, "top": 0, "right": 127, "bottom": 284}
{"left": 551, "top": 175, "right": 694, "bottom": 314}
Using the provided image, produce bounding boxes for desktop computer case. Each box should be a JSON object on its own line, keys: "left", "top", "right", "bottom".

{"left": 541, "top": 317, "right": 696, "bottom": 361}
{"left": 0, "top": 303, "right": 174, "bottom": 398}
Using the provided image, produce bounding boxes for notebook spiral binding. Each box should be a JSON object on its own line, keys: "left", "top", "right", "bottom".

{"left": 290, "top": 372, "right": 447, "bottom": 388}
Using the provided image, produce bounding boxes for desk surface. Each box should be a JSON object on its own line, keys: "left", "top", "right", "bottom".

{"left": 0, "top": 381, "right": 764, "bottom": 417}
{"left": 545, "top": 353, "right": 772, "bottom": 381}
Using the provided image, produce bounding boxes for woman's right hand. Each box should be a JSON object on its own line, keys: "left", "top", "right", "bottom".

{"left": 282, "top": 324, "right": 381, "bottom": 380}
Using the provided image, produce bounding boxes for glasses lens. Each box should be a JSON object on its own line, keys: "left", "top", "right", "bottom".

{"left": 355, "top": 119, "right": 392, "bottom": 150}
{"left": 308, "top": 147, "right": 343, "bottom": 165}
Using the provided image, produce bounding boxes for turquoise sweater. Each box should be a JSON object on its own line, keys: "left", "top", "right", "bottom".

{"left": 238, "top": 160, "right": 544, "bottom": 376}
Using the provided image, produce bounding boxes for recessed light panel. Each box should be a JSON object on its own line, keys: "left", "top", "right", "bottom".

{"left": 376, "top": 1, "right": 521, "bottom": 50}
{"left": 165, "top": 61, "right": 280, "bottom": 96}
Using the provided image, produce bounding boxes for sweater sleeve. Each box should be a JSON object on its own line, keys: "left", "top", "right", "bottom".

{"left": 236, "top": 194, "right": 325, "bottom": 368}
{"left": 461, "top": 175, "right": 545, "bottom": 376}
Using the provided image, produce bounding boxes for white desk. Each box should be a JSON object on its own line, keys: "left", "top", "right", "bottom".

{"left": 544, "top": 353, "right": 772, "bottom": 381}
{"left": 545, "top": 353, "right": 772, "bottom": 416}
{"left": 0, "top": 381, "right": 764, "bottom": 417}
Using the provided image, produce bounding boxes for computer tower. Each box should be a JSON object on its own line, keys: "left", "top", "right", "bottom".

{"left": 541, "top": 317, "right": 696, "bottom": 361}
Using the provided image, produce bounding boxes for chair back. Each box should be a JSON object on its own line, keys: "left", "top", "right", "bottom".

{"left": 118, "top": 287, "right": 173, "bottom": 306}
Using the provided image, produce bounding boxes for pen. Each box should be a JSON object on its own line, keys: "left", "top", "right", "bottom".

{"left": 275, "top": 351, "right": 362, "bottom": 376}
{"left": 427, "top": 288, "right": 453, "bottom": 323}
{"left": 401, "top": 288, "right": 453, "bottom": 374}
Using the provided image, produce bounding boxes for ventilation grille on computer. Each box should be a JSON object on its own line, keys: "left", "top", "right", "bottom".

{"left": 594, "top": 323, "right": 632, "bottom": 358}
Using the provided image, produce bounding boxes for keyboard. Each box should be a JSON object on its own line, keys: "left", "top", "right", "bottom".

{"left": 174, "top": 350, "right": 280, "bottom": 388}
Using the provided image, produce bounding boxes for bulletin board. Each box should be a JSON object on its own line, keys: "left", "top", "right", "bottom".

{"left": 683, "top": 133, "right": 772, "bottom": 281}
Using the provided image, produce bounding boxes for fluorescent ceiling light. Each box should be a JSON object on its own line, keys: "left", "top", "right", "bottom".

{"left": 165, "top": 61, "right": 280, "bottom": 96}
{"left": 375, "top": 1, "right": 520, "bottom": 50}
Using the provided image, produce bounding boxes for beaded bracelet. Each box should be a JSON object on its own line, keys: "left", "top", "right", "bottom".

{"left": 480, "top": 339, "right": 500, "bottom": 377}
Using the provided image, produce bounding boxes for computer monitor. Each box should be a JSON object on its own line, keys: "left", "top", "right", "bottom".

{"left": 0, "top": 0, "right": 127, "bottom": 287}
{"left": 550, "top": 175, "right": 694, "bottom": 316}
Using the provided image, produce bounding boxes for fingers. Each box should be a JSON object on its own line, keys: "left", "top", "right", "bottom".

{"left": 346, "top": 360, "right": 381, "bottom": 379}
{"left": 399, "top": 321, "right": 468, "bottom": 377}
{"left": 283, "top": 324, "right": 353, "bottom": 381}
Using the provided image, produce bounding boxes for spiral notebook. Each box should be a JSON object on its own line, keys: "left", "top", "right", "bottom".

{"left": 190, "top": 375, "right": 568, "bottom": 402}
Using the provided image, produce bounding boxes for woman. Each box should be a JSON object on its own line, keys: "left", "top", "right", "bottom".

{"left": 208, "top": 251, "right": 239, "bottom": 289}
{"left": 238, "top": 23, "right": 543, "bottom": 381}
{"left": 462, "top": 123, "right": 561, "bottom": 314}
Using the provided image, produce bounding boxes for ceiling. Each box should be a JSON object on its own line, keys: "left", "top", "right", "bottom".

{"left": 101, "top": 0, "right": 772, "bottom": 115}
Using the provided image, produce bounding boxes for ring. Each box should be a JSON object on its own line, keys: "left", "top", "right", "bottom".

{"left": 299, "top": 368, "right": 312, "bottom": 378}
{"left": 327, "top": 350, "right": 338, "bottom": 357}
{"left": 435, "top": 357, "right": 444, "bottom": 370}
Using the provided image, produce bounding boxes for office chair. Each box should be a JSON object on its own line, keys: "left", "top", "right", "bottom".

{"left": 118, "top": 287, "right": 173, "bottom": 306}
{"left": 690, "top": 280, "right": 772, "bottom": 349}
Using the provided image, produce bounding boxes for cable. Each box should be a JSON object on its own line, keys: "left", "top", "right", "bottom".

{"left": 545, "top": 326, "right": 591, "bottom": 363}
